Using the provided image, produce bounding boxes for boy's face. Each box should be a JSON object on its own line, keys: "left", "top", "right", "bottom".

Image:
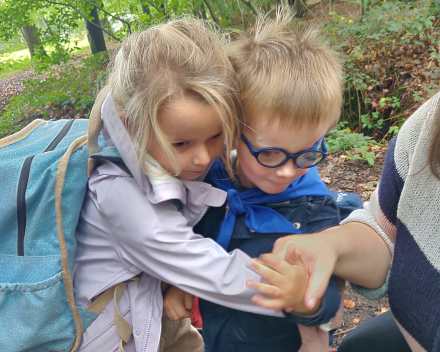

{"left": 235, "top": 113, "right": 332, "bottom": 194}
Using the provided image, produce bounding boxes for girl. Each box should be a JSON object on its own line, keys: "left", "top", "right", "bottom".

{"left": 73, "top": 18, "right": 303, "bottom": 352}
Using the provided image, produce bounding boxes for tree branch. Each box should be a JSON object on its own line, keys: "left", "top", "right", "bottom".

{"left": 203, "top": 0, "right": 220, "bottom": 26}
{"left": 41, "top": 0, "right": 121, "bottom": 41}
{"left": 84, "top": 0, "right": 131, "bottom": 34}
{"left": 307, "top": 0, "right": 325, "bottom": 10}
{"left": 240, "top": 0, "right": 259, "bottom": 16}
{"left": 236, "top": 0, "right": 246, "bottom": 29}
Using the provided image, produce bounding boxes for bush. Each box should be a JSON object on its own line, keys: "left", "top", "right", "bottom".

{"left": 319, "top": 0, "right": 440, "bottom": 164}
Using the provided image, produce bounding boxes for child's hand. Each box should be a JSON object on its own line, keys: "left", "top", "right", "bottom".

{"left": 163, "top": 286, "right": 194, "bottom": 321}
{"left": 246, "top": 248, "right": 321, "bottom": 314}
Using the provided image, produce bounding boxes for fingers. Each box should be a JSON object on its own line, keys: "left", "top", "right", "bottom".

{"left": 246, "top": 279, "right": 281, "bottom": 298}
{"left": 251, "top": 294, "right": 285, "bottom": 311}
{"left": 247, "top": 259, "right": 282, "bottom": 286}
{"left": 184, "top": 293, "right": 194, "bottom": 311}
{"left": 165, "top": 305, "right": 193, "bottom": 321}
{"left": 304, "top": 262, "right": 333, "bottom": 310}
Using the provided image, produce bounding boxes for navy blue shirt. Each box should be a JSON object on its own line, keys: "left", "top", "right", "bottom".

{"left": 194, "top": 173, "right": 342, "bottom": 352}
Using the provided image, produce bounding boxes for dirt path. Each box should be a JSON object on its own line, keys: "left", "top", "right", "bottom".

{"left": 0, "top": 68, "right": 35, "bottom": 114}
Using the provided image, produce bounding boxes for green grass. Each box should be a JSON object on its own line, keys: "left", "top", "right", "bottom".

{"left": 0, "top": 36, "right": 92, "bottom": 80}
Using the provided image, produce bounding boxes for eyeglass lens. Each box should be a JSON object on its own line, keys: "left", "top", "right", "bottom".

{"left": 257, "top": 150, "right": 323, "bottom": 168}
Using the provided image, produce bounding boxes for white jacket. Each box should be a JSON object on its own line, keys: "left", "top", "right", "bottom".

{"left": 72, "top": 94, "right": 280, "bottom": 352}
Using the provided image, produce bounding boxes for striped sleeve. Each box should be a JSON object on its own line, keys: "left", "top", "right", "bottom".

{"left": 340, "top": 136, "right": 403, "bottom": 300}
{"left": 340, "top": 92, "right": 438, "bottom": 300}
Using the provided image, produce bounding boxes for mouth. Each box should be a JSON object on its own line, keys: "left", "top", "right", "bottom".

{"left": 189, "top": 170, "right": 204, "bottom": 174}
{"left": 269, "top": 179, "right": 292, "bottom": 186}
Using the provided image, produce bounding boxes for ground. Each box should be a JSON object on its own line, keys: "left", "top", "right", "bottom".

{"left": 0, "top": 67, "right": 390, "bottom": 351}
{"left": 318, "top": 152, "right": 391, "bottom": 349}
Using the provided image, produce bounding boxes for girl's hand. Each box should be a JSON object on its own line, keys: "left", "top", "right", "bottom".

{"left": 163, "top": 286, "right": 194, "bottom": 321}
{"left": 246, "top": 248, "right": 320, "bottom": 314}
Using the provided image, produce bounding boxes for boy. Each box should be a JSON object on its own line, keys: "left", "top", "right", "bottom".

{"left": 166, "top": 15, "right": 345, "bottom": 352}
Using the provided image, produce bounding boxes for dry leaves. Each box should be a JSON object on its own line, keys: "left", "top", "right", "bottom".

{"left": 344, "top": 299, "right": 356, "bottom": 309}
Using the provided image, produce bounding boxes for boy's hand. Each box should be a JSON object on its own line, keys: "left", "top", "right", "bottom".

{"left": 163, "top": 286, "right": 194, "bottom": 321}
{"left": 246, "top": 247, "right": 321, "bottom": 314}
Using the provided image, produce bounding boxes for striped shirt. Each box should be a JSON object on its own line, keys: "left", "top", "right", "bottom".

{"left": 342, "top": 92, "right": 440, "bottom": 352}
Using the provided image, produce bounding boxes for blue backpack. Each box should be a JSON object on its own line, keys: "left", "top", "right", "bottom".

{"left": 0, "top": 87, "right": 132, "bottom": 352}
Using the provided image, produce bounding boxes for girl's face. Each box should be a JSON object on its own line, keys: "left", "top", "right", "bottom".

{"left": 149, "top": 96, "right": 224, "bottom": 181}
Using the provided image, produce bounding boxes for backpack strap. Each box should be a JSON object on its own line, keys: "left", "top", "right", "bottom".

{"left": 86, "top": 276, "right": 140, "bottom": 351}
{"left": 87, "top": 85, "right": 110, "bottom": 177}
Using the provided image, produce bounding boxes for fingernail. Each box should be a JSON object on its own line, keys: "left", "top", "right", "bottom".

{"left": 246, "top": 260, "right": 257, "bottom": 272}
{"left": 308, "top": 298, "right": 316, "bottom": 308}
{"left": 246, "top": 280, "right": 252, "bottom": 288}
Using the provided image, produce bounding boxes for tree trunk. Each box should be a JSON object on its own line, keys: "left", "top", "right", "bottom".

{"left": 193, "top": 1, "right": 207, "bottom": 19}
{"left": 290, "top": 0, "right": 307, "bottom": 18}
{"left": 237, "top": 0, "right": 246, "bottom": 29}
{"left": 241, "top": 0, "right": 259, "bottom": 15}
{"left": 203, "top": 0, "right": 220, "bottom": 25}
{"left": 85, "top": 6, "right": 107, "bottom": 55}
{"left": 21, "top": 25, "right": 47, "bottom": 58}
{"left": 141, "top": 3, "right": 150, "bottom": 14}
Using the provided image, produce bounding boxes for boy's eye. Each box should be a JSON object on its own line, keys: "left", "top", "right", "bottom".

{"left": 172, "top": 141, "right": 188, "bottom": 148}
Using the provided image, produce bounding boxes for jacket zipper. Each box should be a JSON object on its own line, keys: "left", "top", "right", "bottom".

{"left": 142, "top": 278, "right": 158, "bottom": 352}
{"left": 16, "top": 119, "right": 75, "bottom": 256}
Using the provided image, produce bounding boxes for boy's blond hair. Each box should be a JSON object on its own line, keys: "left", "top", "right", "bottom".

{"left": 107, "top": 18, "right": 240, "bottom": 177}
{"left": 228, "top": 14, "right": 343, "bottom": 129}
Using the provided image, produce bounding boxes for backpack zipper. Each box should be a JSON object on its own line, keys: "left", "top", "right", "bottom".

{"left": 16, "top": 119, "right": 75, "bottom": 256}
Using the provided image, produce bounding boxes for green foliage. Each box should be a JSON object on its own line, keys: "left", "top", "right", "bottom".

{"left": 0, "top": 52, "right": 107, "bottom": 137}
{"left": 325, "top": 123, "right": 378, "bottom": 165}
{"left": 322, "top": 0, "right": 440, "bottom": 144}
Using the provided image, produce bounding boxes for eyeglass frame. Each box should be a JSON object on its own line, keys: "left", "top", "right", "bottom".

{"left": 241, "top": 134, "right": 328, "bottom": 169}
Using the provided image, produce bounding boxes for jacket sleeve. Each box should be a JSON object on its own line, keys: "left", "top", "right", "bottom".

{"left": 92, "top": 173, "right": 283, "bottom": 317}
{"left": 284, "top": 276, "right": 340, "bottom": 326}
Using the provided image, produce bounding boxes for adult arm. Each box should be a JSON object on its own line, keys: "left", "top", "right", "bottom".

{"left": 267, "top": 222, "right": 391, "bottom": 309}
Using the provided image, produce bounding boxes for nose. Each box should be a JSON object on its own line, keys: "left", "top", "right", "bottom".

{"left": 275, "top": 159, "right": 296, "bottom": 179}
{"left": 193, "top": 144, "right": 212, "bottom": 167}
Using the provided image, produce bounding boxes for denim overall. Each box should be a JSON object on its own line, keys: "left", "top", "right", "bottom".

{"left": 194, "top": 174, "right": 344, "bottom": 352}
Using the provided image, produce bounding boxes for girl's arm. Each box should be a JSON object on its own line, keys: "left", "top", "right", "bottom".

{"left": 92, "top": 172, "right": 283, "bottom": 317}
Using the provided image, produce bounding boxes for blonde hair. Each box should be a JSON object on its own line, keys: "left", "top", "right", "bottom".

{"left": 107, "top": 18, "right": 240, "bottom": 177}
{"left": 228, "top": 14, "right": 344, "bottom": 130}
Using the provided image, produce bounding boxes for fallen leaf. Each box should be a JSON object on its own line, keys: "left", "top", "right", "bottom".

{"left": 353, "top": 317, "right": 360, "bottom": 324}
{"left": 344, "top": 299, "right": 356, "bottom": 309}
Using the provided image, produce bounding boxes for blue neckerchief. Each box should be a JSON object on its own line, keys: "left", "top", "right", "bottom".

{"left": 209, "top": 159, "right": 329, "bottom": 249}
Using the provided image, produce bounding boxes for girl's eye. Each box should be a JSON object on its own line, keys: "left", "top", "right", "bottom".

{"left": 211, "top": 133, "right": 222, "bottom": 139}
{"left": 172, "top": 141, "right": 188, "bottom": 148}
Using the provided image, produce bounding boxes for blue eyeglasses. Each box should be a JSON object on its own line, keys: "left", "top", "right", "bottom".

{"left": 241, "top": 134, "right": 328, "bottom": 169}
